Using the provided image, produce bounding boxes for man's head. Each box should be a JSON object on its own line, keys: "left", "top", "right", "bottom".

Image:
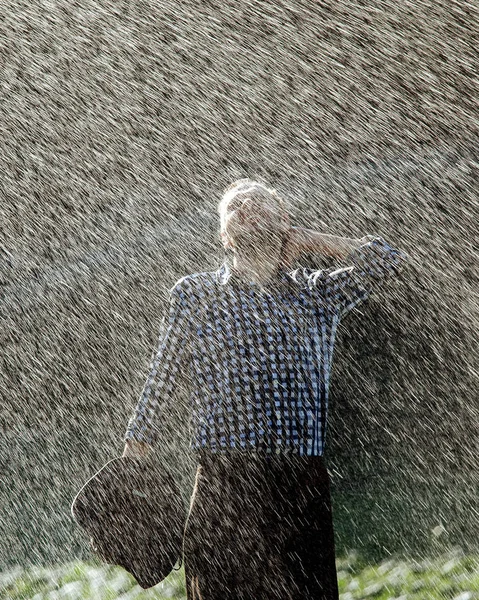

{"left": 218, "top": 179, "right": 290, "bottom": 251}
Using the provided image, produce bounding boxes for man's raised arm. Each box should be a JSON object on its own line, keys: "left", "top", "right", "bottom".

{"left": 281, "top": 227, "right": 367, "bottom": 265}
{"left": 283, "top": 226, "right": 407, "bottom": 276}
{"left": 282, "top": 226, "right": 408, "bottom": 317}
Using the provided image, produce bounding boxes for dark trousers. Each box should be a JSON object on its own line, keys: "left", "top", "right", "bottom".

{"left": 183, "top": 452, "right": 339, "bottom": 600}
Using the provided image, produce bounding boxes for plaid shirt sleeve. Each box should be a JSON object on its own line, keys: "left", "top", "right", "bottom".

{"left": 124, "top": 279, "right": 192, "bottom": 446}
{"left": 307, "top": 235, "right": 409, "bottom": 318}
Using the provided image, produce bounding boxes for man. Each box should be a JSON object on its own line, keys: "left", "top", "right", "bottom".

{"left": 123, "top": 179, "right": 408, "bottom": 599}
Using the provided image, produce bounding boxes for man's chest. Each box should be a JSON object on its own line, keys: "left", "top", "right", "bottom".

{"left": 191, "top": 289, "right": 328, "bottom": 349}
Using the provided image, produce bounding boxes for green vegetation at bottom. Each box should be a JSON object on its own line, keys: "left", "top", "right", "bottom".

{"left": 1, "top": 550, "right": 479, "bottom": 600}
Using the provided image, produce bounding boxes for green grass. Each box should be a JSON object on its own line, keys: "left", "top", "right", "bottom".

{"left": 1, "top": 550, "right": 479, "bottom": 599}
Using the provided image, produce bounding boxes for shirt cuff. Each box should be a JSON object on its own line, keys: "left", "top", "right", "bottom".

{"left": 347, "top": 235, "right": 409, "bottom": 279}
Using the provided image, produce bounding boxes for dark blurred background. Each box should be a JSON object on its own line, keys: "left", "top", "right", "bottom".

{"left": 1, "top": 0, "right": 477, "bottom": 568}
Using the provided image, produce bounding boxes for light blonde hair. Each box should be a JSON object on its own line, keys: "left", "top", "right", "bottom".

{"left": 218, "top": 179, "right": 287, "bottom": 234}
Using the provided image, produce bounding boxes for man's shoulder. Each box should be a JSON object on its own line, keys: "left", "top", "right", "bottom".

{"left": 169, "top": 267, "right": 222, "bottom": 299}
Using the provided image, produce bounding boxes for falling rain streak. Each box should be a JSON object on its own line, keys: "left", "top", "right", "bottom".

{"left": 0, "top": 0, "right": 478, "bottom": 598}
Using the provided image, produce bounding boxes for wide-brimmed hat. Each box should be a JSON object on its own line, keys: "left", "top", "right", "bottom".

{"left": 71, "top": 456, "right": 186, "bottom": 589}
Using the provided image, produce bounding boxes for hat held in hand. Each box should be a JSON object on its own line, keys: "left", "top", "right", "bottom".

{"left": 71, "top": 456, "right": 186, "bottom": 589}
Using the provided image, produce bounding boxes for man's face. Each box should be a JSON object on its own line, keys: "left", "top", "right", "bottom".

{"left": 220, "top": 186, "right": 290, "bottom": 250}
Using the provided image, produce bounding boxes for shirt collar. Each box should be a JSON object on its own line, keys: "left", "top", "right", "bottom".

{"left": 216, "top": 261, "right": 293, "bottom": 289}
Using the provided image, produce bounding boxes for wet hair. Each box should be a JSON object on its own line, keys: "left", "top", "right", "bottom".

{"left": 218, "top": 179, "right": 287, "bottom": 233}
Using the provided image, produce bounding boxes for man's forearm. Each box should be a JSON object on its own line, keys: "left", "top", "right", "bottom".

{"left": 290, "top": 227, "right": 365, "bottom": 260}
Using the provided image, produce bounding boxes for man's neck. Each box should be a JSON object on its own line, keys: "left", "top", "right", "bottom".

{"left": 232, "top": 244, "right": 283, "bottom": 284}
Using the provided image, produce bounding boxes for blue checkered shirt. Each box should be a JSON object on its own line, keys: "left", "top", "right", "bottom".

{"left": 125, "top": 235, "right": 408, "bottom": 456}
